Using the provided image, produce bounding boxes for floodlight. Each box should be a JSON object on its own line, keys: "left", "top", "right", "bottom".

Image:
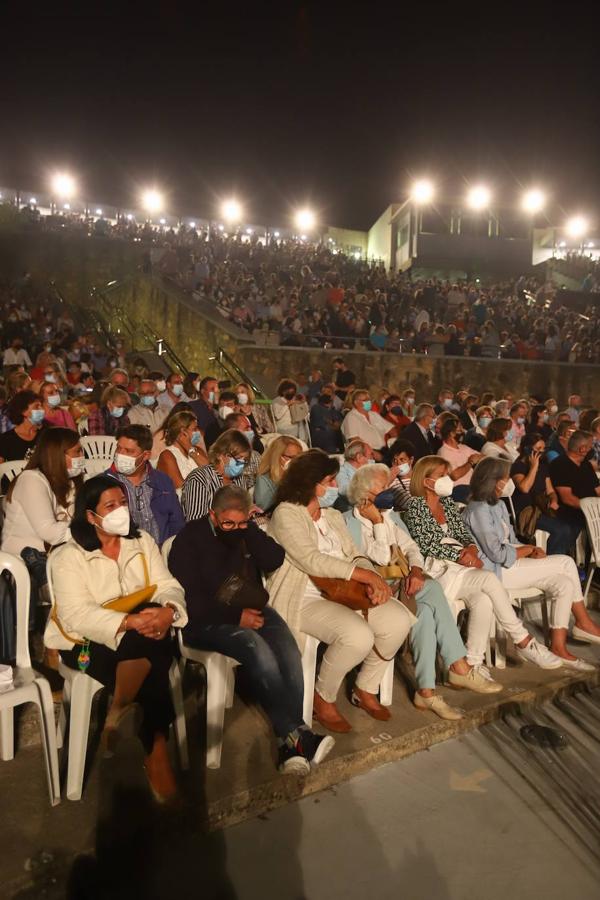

{"left": 273, "top": 231, "right": 280, "bottom": 238}
{"left": 29, "top": 197, "right": 37, "bottom": 205}
{"left": 189, "top": 221, "right": 196, "bottom": 228}
{"left": 63, "top": 203, "right": 70, "bottom": 210}
{"left": 466, "top": 185, "right": 491, "bottom": 210}
{"left": 221, "top": 199, "right": 243, "bottom": 223}
{"left": 565, "top": 215, "right": 588, "bottom": 239}
{"left": 218, "top": 224, "right": 224, "bottom": 231}
{"left": 246, "top": 228, "right": 253, "bottom": 235}
{"left": 295, "top": 208, "right": 316, "bottom": 231}
{"left": 159, "top": 218, "right": 166, "bottom": 225}
{"left": 95, "top": 208, "right": 103, "bottom": 216}
{"left": 51, "top": 172, "right": 76, "bottom": 198}
{"left": 126, "top": 213, "right": 133, "bottom": 221}
{"left": 353, "top": 251, "right": 361, "bottom": 260}
{"left": 521, "top": 188, "right": 546, "bottom": 214}
{"left": 141, "top": 189, "right": 163, "bottom": 215}
{"left": 411, "top": 179, "right": 435, "bottom": 204}
{"left": 588, "top": 242, "right": 595, "bottom": 249}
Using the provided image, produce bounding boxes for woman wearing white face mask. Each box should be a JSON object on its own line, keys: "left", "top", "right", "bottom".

{"left": 157, "top": 411, "right": 208, "bottom": 492}
{"left": 44, "top": 475, "right": 187, "bottom": 803}
{"left": 464, "top": 457, "right": 600, "bottom": 670}
{"left": 39, "top": 381, "right": 76, "bottom": 430}
{"left": 234, "top": 382, "right": 272, "bottom": 435}
{"left": 268, "top": 450, "right": 412, "bottom": 733}
{"left": 405, "top": 457, "right": 563, "bottom": 673}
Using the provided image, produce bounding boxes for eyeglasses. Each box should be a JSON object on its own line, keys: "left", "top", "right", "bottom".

{"left": 134, "top": 485, "right": 145, "bottom": 512}
{"left": 217, "top": 519, "right": 250, "bottom": 530}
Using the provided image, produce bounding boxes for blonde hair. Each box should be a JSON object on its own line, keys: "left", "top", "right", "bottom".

{"left": 234, "top": 382, "right": 255, "bottom": 404}
{"left": 347, "top": 388, "right": 369, "bottom": 411}
{"left": 410, "top": 455, "right": 450, "bottom": 497}
{"left": 100, "top": 385, "right": 130, "bottom": 407}
{"left": 208, "top": 429, "right": 251, "bottom": 467}
{"left": 258, "top": 435, "right": 303, "bottom": 481}
{"left": 165, "top": 411, "right": 197, "bottom": 446}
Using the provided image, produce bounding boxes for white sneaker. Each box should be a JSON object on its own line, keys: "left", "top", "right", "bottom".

{"left": 560, "top": 657, "right": 595, "bottom": 672}
{"left": 516, "top": 639, "right": 562, "bottom": 669}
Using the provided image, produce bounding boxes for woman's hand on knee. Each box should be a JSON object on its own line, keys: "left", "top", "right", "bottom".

{"left": 240, "top": 609, "right": 264, "bottom": 630}
{"left": 129, "top": 607, "right": 174, "bottom": 639}
{"left": 365, "top": 573, "right": 392, "bottom": 606}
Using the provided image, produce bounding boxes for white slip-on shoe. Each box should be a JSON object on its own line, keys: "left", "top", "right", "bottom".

{"left": 516, "top": 639, "right": 562, "bottom": 669}
{"left": 572, "top": 626, "right": 600, "bottom": 645}
{"left": 448, "top": 667, "right": 503, "bottom": 694}
{"left": 559, "top": 656, "right": 595, "bottom": 672}
{"left": 413, "top": 693, "right": 463, "bottom": 720}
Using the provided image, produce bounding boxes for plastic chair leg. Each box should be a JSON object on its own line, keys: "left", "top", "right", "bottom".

{"left": 0, "top": 707, "right": 14, "bottom": 761}
{"left": 540, "top": 598, "right": 551, "bottom": 648}
{"left": 583, "top": 562, "right": 595, "bottom": 604}
{"left": 301, "top": 637, "right": 319, "bottom": 726}
{"left": 225, "top": 664, "right": 235, "bottom": 709}
{"left": 205, "top": 654, "right": 230, "bottom": 769}
{"left": 379, "top": 659, "right": 394, "bottom": 707}
{"left": 169, "top": 661, "right": 189, "bottom": 771}
{"left": 56, "top": 676, "right": 71, "bottom": 751}
{"left": 34, "top": 678, "right": 61, "bottom": 806}
{"left": 494, "top": 625, "right": 507, "bottom": 669}
{"left": 66, "top": 675, "right": 102, "bottom": 802}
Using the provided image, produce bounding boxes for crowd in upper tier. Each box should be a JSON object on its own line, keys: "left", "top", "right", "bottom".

{"left": 2, "top": 268, "right": 600, "bottom": 803}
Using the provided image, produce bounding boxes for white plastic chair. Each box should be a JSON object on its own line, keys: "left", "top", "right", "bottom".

{"left": 83, "top": 459, "right": 110, "bottom": 479}
{"left": 0, "top": 552, "right": 60, "bottom": 806}
{"left": 48, "top": 546, "right": 189, "bottom": 801}
{"left": 580, "top": 498, "right": 600, "bottom": 601}
{"left": 80, "top": 435, "right": 117, "bottom": 461}
{"left": 161, "top": 535, "right": 238, "bottom": 769}
{"left": 0, "top": 459, "right": 26, "bottom": 486}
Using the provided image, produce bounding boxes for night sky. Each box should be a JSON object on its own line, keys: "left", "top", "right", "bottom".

{"left": 1, "top": 5, "right": 598, "bottom": 230}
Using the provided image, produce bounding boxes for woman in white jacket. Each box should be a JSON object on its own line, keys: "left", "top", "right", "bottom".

{"left": 44, "top": 475, "right": 187, "bottom": 802}
{"left": 344, "top": 465, "right": 502, "bottom": 719}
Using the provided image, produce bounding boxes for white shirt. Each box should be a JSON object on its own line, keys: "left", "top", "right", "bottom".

{"left": 3, "top": 348, "right": 32, "bottom": 367}
{"left": 128, "top": 402, "right": 166, "bottom": 433}
{"left": 303, "top": 515, "right": 348, "bottom": 603}
{"left": 352, "top": 508, "right": 424, "bottom": 569}
{"left": 1, "top": 469, "right": 73, "bottom": 556}
{"left": 341, "top": 408, "right": 389, "bottom": 449}
{"left": 482, "top": 441, "right": 518, "bottom": 463}
{"left": 163, "top": 445, "right": 198, "bottom": 482}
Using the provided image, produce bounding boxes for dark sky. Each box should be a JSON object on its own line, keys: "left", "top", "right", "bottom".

{"left": 1, "top": 5, "right": 599, "bottom": 230}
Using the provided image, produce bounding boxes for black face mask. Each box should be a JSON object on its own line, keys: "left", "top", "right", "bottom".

{"left": 390, "top": 406, "right": 403, "bottom": 416}
{"left": 284, "top": 391, "right": 296, "bottom": 400}
{"left": 216, "top": 527, "right": 246, "bottom": 547}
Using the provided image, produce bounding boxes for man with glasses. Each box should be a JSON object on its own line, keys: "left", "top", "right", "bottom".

{"left": 128, "top": 378, "right": 165, "bottom": 433}
{"left": 168, "top": 485, "right": 335, "bottom": 774}
{"left": 105, "top": 424, "right": 184, "bottom": 546}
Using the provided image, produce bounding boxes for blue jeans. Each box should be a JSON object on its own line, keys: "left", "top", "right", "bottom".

{"left": 536, "top": 513, "right": 580, "bottom": 556}
{"left": 410, "top": 579, "right": 467, "bottom": 690}
{"left": 186, "top": 606, "right": 304, "bottom": 739}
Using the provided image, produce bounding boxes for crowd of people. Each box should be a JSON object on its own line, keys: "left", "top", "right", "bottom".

{"left": 2, "top": 271, "right": 600, "bottom": 804}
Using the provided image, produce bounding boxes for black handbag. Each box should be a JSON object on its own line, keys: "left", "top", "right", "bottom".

{"left": 214, "top": 541, "right": 269, "bottom": 611}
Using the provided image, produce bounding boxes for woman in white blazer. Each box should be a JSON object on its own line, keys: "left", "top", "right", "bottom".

{"left": 44, "top": 475, "right": 187, "bottom": 802}
{"left": 267, "top": 450, "right": 412, "bottom": 734}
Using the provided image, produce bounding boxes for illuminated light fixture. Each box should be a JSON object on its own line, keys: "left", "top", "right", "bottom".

{"left": 294, "top": 208, "right": 316, "bottom": 231}
{"left": 126, "top": 213, "right": 133, "bottom": 221}
{"left": 51, "top": 172, "right": 76, "bottom": 198}
{"left": 159, "top": 217, "right": 166, "bottom": 225}
{"left": 246, "top": 228, "right": 253, "bottom": 235}
{"left": 63, "top": 203, "right": 70, "bottom": 210}
{"left": 273, "top": 230, "right": 280, "bottom": 238}
{"left": 189, "top": 221, "right": 196, "bottom": 228}
{"left": 565, "top": 215, "right": 588, "bottom": 239}
{"left": 588, "top": 242, "right": 595, "bottom": 249}
{"left": 221, "top": 198, "right": 243, "bottom": 223}
{"left": 558, "top": 241, "right": 566, "bottom": 248}
{"left": 218, "top": 224, "right": 224, "bottom": 231}
{"left": 95, "top": 208, "right": 103, "bottom": 216}
{"left": 141, "top": 189, "right": 163, "bottom": 214}
{"left": 521, "top": 188, "right": 546, "bottom": 214}
{"left": 29, "top": 197, "right": 37, "bottom": 205}
{"left": 353, "top": 251, "right": 361, "bottom": 260}
{"left": 466, "top": 185, "right": 491, "bottom": 210}
{"left": 300, "top": 234, "right": 307, "bottom": 241}
{"left": 411, "top": 179, "right": 435, "bottom": 204}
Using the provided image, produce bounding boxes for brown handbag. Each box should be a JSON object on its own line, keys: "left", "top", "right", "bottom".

{"left": 309, "top": 575, "right": 372, "bottom": 611}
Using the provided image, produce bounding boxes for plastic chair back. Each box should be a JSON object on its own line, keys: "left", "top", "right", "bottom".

{"left": 580, "top": 498, "right": 600, "bottom": 565}
{"left": 0, "top": 552, "right": 32, "bottom": 670}
{"left": 80, "top": 435, "right": 117, "bottom": 460}
{"left": 0, "top": 460, "right": 26, "bottom": 486}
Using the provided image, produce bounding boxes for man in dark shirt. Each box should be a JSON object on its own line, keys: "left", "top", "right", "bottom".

{"left": 549, "top": 430, "right": 600, "bottom": 533}
{"left": 333, "top": 357, "right": 356, "bottom": 402}
{"left": 189, "top": 375, "right": 219, "bottom": 433}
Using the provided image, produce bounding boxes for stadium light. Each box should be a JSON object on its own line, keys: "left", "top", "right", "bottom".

{"left": 51, "top": 172, "right": 76, "bottom": 199}
{"left": 95, "top": 208, "right": 103, "bottom": 216}
{"left": 221, "top": 198, "right": 243, "bottom": 223}
{"left": 521, "top": 188, "right": 546, "bottom": 214}
{"left": 273, "top": 230, "right": 280, "bottom": 238}
{"left": 29, "top": 197, "right": 37, "bottom": 205}
{"left": 63, "top": 203, "right": 70, "bottom": 210}
{"left": 295, "top": 208, "right": 316, "bottom": 231}
{"left": 411, "top": 179, "right": 435, "bottom": 204}
{"left": 189, "top": 221, "right": 196, "bottom": 228}
{"left": 466, "top": 185, "right": 491, "bottom": 210}
{"left": 565, "top": 215, "right": 588, "bottom": 239}
{"left": 141, "top": 189, "right": 163, "bottom": 215}
{"left": 159, "top": 217, "right": 166, "bottom": 225}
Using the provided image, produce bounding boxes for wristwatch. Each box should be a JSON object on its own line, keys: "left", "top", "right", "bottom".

{"left": 166, "top": 603, "right": 181, "bottom": 623}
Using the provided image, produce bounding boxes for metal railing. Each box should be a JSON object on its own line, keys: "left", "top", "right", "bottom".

{"left": 208, "top": 347, "right": 270, "bottom": 401}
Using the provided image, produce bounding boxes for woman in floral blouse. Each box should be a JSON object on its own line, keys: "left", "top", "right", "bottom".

{"left": 404, "top": 457, "right": 563, "bottom": 673}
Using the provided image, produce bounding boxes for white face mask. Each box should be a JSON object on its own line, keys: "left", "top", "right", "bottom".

{"left": 47, "top": 394, "right": 62, "bottom": 408}
{"left": 397, "top": 462, "right": 410, "bottom": 476}
{"left": 549, "top": 405, "right": 558, "bottom": 415}
{"left": 66, "top": 456, "right": 86, "bottom": 478}
{"left": 237, "top": 393, "right": 249, "bottom": 406}
{"left": 171, "top": 383, "right": 184, "bottom": 397}
{"left": 501, "top": 478, "right": 516, "bottom": 498}
{"left": 115, "top": 453, "right": 142, "bottom": 476}
{"left": 155, "top": 380, "right": 166, "bottom": 393}
{"left": 432, "top": 475, "right": 454, "bottom": 497}
{"left": 219, "top": 405, "right": 234, "bottom": 419}
{"left": 96, "top": 505, "right": 131, "bottom": 536}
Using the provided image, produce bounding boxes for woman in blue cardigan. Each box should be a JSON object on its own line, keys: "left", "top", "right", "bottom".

{"left": 464, "top": 457, "right": 600, "bottom": 670}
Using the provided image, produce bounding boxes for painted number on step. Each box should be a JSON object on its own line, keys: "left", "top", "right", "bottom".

{"left": 370, "top": 732, "right": 392, "bottom": 745}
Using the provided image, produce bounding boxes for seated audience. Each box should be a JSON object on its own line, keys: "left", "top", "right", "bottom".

{"left": 156, "top": 410, "right": 208, "bottom": 491}
{"left": 86, "top": 385, "right": 132, "bottom": 436}
{"left": 168, "top": 486, "right": 334, "bottom": 773}
{"left": 271, "top": 379, "right": 310, "bottom": 443}
{"left": 481, "top": 417, "right": 518, "bottom": 462}
{"left": 400, "top": 403, "right": 440, "bottom": 461}
{"left": 550, "top": 430, "right": 600, "bottom": 535}
{"left": 380, "top": 394, "right": 411, "bottom": 437}
{"left": 464, "top": 457, "right": 600, "bottom": 668}
{"left": 546, "top": 419, "right": 577, "bottom": 463}
{"left": 433, "top": 390, "right": 455, "bottom": 415}
{"left": 458, "top": 394, "right": 480, "bottom": 432}
{"left": 565, "top": 394, "right": 583, "bottom": 423}
{"left": 268, "top": 449, "right": 412, "bottom": 733}
{"left": 188, "top": 375, "right": 219, "bottom": 433}
{"left": 437, "top": 416, "right": 482, "bottom": 501}
{"left": 44, "top": 475, "right": 187, "bottom": 802}
{"left": 0, "top": 390, "right": 44, "bottom": 461}
{"left": 341, "top": 389, "right": 391, "bottom": 454}
{"left": 106, "top": 424, "right": 184, "bottom": 545}
{"left": 404, "top": 456, "right": 562, "bottom": 671}
{"left": 127, "top": 378, "right": 166, "bottom": 433}
{"left": 204, "top": 391, "right": 238, "bottom": 449}
{"left": 254, "top": 436, "right": 303, "bottom": 512}
{"left": 181, "top": 429, "right": 252, "bottom": 522}
{"left": 309, "top": 393, "right": 344, "bottom": 454}
{"left": 345, "top": 464, "right": 501, "bottom": 716}
{"left": 234, "top": 381, "right": 272, "bottom": 435}
{"left": 39, "top": 380, "right": 76, "bottom": 430}
{"left": 157, "top": 372, "right": 188, "bottom": 412}
{"left": 336, "top": 439, "right": 374, "bottom": 499}
{"left": 526, "top": 404, "right": 552, "bottom": 442}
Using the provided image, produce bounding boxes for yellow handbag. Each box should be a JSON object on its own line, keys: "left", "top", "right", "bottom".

{"left": 375, "top": 543, "right": 411, "bottom": 581}
{"left": 52, "top": 553, "right": 157, "bottom": 645}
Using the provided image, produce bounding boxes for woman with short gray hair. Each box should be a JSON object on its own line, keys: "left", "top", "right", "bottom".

{"left": 464, "top": 457, "right": 600, "bottom": 669}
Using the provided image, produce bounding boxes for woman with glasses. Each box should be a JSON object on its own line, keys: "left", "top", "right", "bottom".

{"left": 169, "top": 484, "right": 335, "bottom": 774}
{"left": 254, "top": 436, "right": 304, "bottom": 513}
{"left": 180, "top": 429, "right": 252, "bottom": 522}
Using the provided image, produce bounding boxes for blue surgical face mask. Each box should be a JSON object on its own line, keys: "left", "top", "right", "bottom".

{"left": 224, "top": 457, "right": 246, "bottom": 478}
{"left": 29, "top": 408, "right": 45, "bottom": 426}
{"left": 362, "top": 400, "right": 372, "bottom": 413}
{"left": 505, "top": 429, "right": 515, "bottom": 443}
{"left": 207, "top": 390, "right": 216, "bottom": 404}
{"left": 390, "top": 405, "right": 403, "bottom": 416}
{"left": 318, "top": 486, "right": 339, "bottom": 508}
{"left": 47, "top": 394, "right": 61, "bottom": 408}
{"left": 478, "top": 416, "right": 492, "bottom": 429}
{"left": 243, "top": 430, "right": 255, "bottom": 445}
{"left": 190, "top": 430, "right": 202, "bottom": 447}
{"left": 172, "top": 383, "right": 184, "bottom": 396}
{"left": 398, "top": 462, "right": 411, "bottom": 476}
{"left": 110, "top": 406, "right": 125, "bottom": 419}
{"left": 44, "top": 374, "right": 57, "bottom": 384}
{"left": 141, "top": 395, "right": 156, "bottom": 407}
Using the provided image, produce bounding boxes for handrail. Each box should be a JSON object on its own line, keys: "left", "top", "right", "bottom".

{"left": 209, "top": 347, "right": 269, "bottom": 400}
{"left": 140, "top": 321, "right": 190, "bottom": 377}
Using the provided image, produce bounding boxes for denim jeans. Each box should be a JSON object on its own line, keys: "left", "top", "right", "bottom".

{"left": 186, "top": 606, "right": 304, "bottom": 739}
{"left": 536, "top": 513, "right": 579, "bottom": 557}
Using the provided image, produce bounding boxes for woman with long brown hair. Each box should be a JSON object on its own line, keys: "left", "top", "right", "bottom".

{"left": 156, "top": 410, "right": 208, "bottom": 491}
